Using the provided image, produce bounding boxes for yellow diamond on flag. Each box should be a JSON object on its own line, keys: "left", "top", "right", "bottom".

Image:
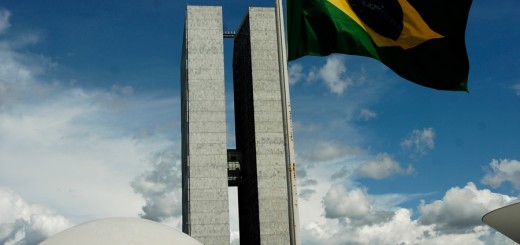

{"left": 327, "top": 0, "right": 443, "bottom": 49}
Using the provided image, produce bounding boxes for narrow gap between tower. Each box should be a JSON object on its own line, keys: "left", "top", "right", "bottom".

{"left": 224, "top": 27, "right": 240, "bottom": 245}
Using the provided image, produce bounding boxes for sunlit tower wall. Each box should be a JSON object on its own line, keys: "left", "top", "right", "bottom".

{"left": 181, "top": 6, "right": 230, "bottom": 245}
{"left": 233, "top": 7, "right": 293, "bottom": 244}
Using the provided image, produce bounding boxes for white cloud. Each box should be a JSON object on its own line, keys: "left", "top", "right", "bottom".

{"left": 302, "top": 209, "right": 514, "bottom": 245}
{"left": 296, "top": 144, "right": 514, "bottom": 244}
{"left": 288, "top": 62, "right": 319, "bottom": 86}
{"left": 0, "top": 91, "right": 174, "bottom": 221}
{"left": 318, "top": 56, "right": 353, "bottom": 95}
{"left": 288, "top": 63, "right": 303, "bottom": 85}
{"left": 418, "top": 182, "right": 516, "bottom": 233}
{"left": 300, "top": 182, "right": 518, "bottom": 245}
{"left": 357, "top": 108, "right": 377, "bottom": 121}
{"left": 0, "top": 9, "right": 10, "bottom": 34}
{"left": 292, "top": 56, "right": 367, "bottom": 95}
{"left": 306, "top": 140, "right": 359, "bottom": 162}
{"left": 481, "top": 159, "right": 520, "bottom": 190}
{"left": 131, "top": 149, "right": 183, "bottom": 222}
{"left": 0, "top": 43, "right": 37, "bottom": 110}
{"left": 356, "top": 153, "right": 414, "bottom": 180}
{"left": 323, "top": 185, "right": 371, "bottom": 220}
{"left": 295, "top": 140, "right": 362, "bottom": 193}
{"left": 354, "top": 209, "right": 429, "bottom": 244}
{"left": 0, "top": 11, "right": 179, "bottom": 230}
{"left": 401, "top": 127, "right": 435, "bottom": 157}
{"left": 512, "top": 83, "right": 520, "bottom": 96}
{"left": 0, "top": 187, "right": 73, "bottom": 244}
{"left": 322, "top": 185, "right": 405, "bottom": 226}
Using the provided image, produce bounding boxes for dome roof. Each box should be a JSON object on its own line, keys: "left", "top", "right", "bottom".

{"left": 482, "top": 202, "right": 520, "bottom": 243}
{"left": 40, "top": 217, "right": 203, "bottom": 245}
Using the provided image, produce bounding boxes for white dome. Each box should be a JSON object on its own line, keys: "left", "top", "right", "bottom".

{"left": 482, "top": 202, "right": 520, "bottom": 243}
{"left": 40, "top": 217, "right": 203, "bottom": 245}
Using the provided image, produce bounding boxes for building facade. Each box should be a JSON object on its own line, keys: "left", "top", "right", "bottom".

{"left": 181, "top": 6, "right": 230, "bottom": 245}
{"left": 233, "top": 8, "right": 293, "bottom": 244}
{"left": 182, "top": 5, "right": 298, "bottom": 245}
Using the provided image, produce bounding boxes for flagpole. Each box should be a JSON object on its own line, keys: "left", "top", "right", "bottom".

{"left": 274, "top": 0, "right": 301, "bottom": 244}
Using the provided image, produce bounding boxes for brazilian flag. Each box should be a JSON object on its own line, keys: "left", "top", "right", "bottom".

{"left": 287, "top": 0, "right": 473, "bottom": 91}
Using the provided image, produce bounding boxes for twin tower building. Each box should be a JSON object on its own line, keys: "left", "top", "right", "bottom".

{"left": 181, "top": 5, "right": 300, "bottom": 245}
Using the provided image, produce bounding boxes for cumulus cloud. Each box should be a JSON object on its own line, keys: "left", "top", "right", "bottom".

{"left": 418, "top": 182, "right": 515, "bottom": 233}
{"left": 302, "top": 210, "right": 513, "bottom": 245}
{"left": 289, "top": 55, "right": 365, "bottom": 94}
{"left": 301, "top": 182, "right": 517, "bottom": 245}
{"left": 323, "top": 185, "right": 394, "bottom": 225}
{"left": 0, "top": 9, "right": 10, "bottom": 34}
{"left": 481, "top": 159, "right": 520, "bottom": 190}
{"left": 131, "top": 149, "right": 183, "bottom": 222}
{"left": 356, "top": 153, "right": 414, "bottom": 180}
{"left": 323, "top": 185, "right": 370, "bottom": 219}
{"left": 401, "top": 127, "right": 435, "bottom": 157}
{"left": 318, "top": 56, "right": 353, "bottom": 95}
{"left": 0, "top": 8, "right": 178, "bottom": 229}
{"left": 298, "top": 155, "right": 514, "bottom": 244}
{"left": 0, "top": 188, "right": 73, "bottom": 244}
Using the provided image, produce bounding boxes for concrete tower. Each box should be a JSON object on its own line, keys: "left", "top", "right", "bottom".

{"left": 181, "top": 6, "right": 230, "bottom": 245}
{"left": 233, "top": 8, "right": 295, "bottom": 244}
{"left": 182, "top": 5, "right": 298, "bottom": 245}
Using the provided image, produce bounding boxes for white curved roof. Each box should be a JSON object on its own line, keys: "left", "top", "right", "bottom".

{"left": 40, "top": 217, "right": 203, "bottom": 245}
{"left": 482, "top": 202, "right": 520, "bottom": 244}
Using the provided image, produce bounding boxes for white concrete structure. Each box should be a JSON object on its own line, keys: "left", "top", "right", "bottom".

{"left": 40, "top": 217, "right": 203, "bottom": 245}
{"left": 233, "top": 8, "right": 294, "bottom": 244}
{"left": 181, "top": 5, "right": 230, "bottom": 245}
{"left": 181, "top": 5, "right": 299, "bottom": 245}
{"left": 482, "top": 202, "right": 520, "bottom": 243}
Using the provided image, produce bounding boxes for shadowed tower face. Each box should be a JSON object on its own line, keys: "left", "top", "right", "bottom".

{"left": 182, "top": 5, "right": 297, "bottom": 245}
{"left": 233, "top": 8, "right": 292, "bottom": 244}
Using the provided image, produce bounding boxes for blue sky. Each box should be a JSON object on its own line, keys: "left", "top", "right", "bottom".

{"left": 0, "top": 0, "right": 519, "bottom": 244}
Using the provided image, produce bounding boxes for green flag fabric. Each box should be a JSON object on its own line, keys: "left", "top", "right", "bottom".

{"left": 287, "top": 0, "right": 472, "bottom": 91}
